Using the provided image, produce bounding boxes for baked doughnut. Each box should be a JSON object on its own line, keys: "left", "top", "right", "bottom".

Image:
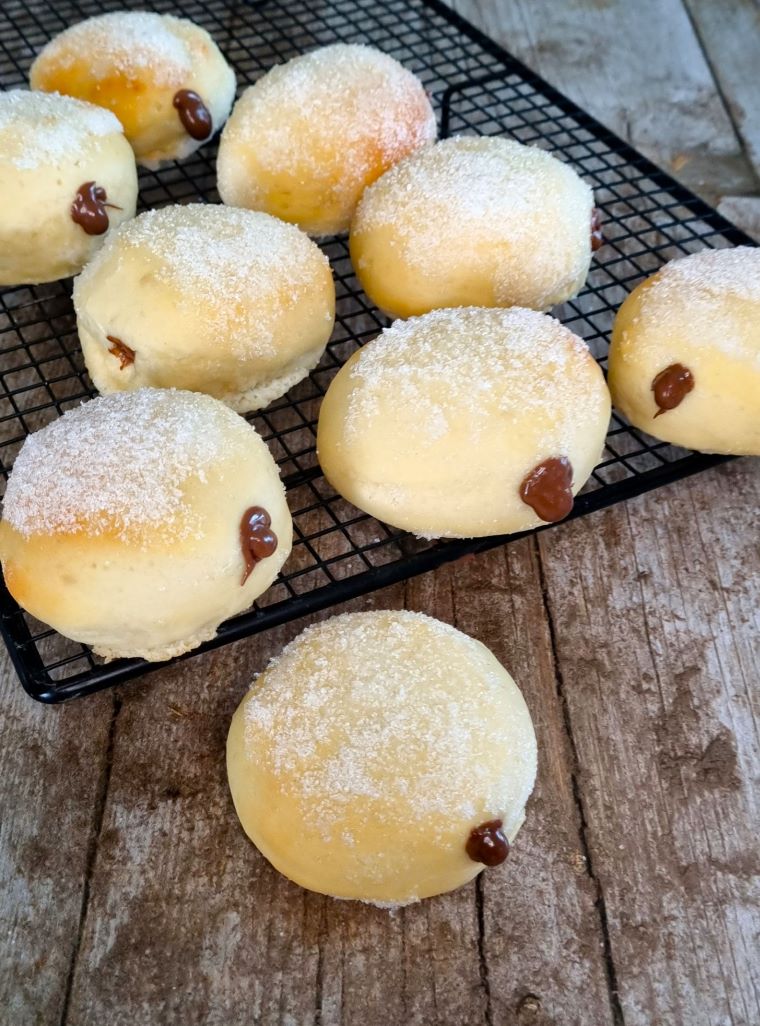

{"left": 227, "top": 610, "right": 537, "bottom": 905}
{"left": 317, "top": 307, "right": 610, "bottom": 537}
{"left": 350, "top": 136, "right": 597, "bottom": 318}
{"left": 0, "top": 389, "right": 292, "bottom": 661}
{"left": 30, "top": 12, "right": 235, "bottom": 167}
{"left": 73, "top": 204, "right": 335, "bottom": 413}
{"left": 217, "top": 44, "right": 436, "bottom": 236}
{"left": 608, "top": 246, "right": 760, "bottom": 455}
{"left": 0, "top": 90, "right": 137, "bottom": 286}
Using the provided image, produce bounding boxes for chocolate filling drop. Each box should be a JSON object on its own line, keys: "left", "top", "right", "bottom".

{"left": 173, "top": 90, "right": 213, "bottom": 141}
{"left": 590, "top": 207, "right": 604, "bottom": 251}
{"left": 106, "top": 335, "right": 135, "bottom": 370}
{"left": 240, "top": 506, "right": 278, "bottom": 584}
{"left": 71, "top": 182, "right": 120, "bottom": 236}
{"left": 652, "top": 363, "right": 694, "bottom": 417}
{"left": 466, "top": 820, "right": 510, "bottom": 866}
{"left": 519, "top": 456, "right": 574, "bottom": 523}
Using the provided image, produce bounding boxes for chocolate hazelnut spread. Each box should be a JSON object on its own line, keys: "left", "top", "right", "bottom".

{"left": 173, "top": 90, "right": 213, "bottom": 141}
{"left": 240, "top": 506, "right": 278, "bottom": 584}
{"left": 519, "top": 456, "right": 574, "bottom": 523}
{"left": 652, "top": 363, "right": 694, "bottom": 417}
{"left": 466, "top": 820, "right": 510, "bottom": 866}
{"left": 106, "top": 335, "right": 135, "bottom": 370}
{"left": 71, "top": 182, "right": 119, "bottom": 235}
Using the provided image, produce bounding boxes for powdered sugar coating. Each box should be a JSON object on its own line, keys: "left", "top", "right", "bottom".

{"left": 2, "top": 389, "right": 244, "bottom": 541}
{"left": 351, "top": 136, "right": 593, "bottom": 312}
{"left": 0, "top": 89, "right": 123, "bottom": 170}
{"left": 243, "top": 610, "right": 536, "bottom": 842}
{"left": 621, "top": 246, "right": 760, "bottom": 366}
{"left": 218, "top": 43, "right": 436, "bottom": 234}
{"left": 31, "top": 12, "right": 193, "bottom": 86}
{"left": 651, "top": 246, "right": 760, "bottom": 302}
{"left": 229, "top": 44, "right": 434, "bottom": 170}
{"left": 344, "top": 307, "right": 595, "bottom": 447}
{"left": 75, "top": 204, "right": 332, "bottom": 356}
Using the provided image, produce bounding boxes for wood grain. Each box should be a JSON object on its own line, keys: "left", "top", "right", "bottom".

{"left": 539, "top": 460, "right": 760, "bottom": 1026}
{"left": 683, "top": 0, "right": 760, "bottom": 182}
{"left": 0, "top": 2, "right": 758, "bottom": 1025}
{"left": 0, "top": 643, "right": 113, "bottom": 1026}
{"left": 63, "top": 546, "right": 619, "bottom": 1026}
{"left": 449, "top": 0, "right": 759, "bottom": 204}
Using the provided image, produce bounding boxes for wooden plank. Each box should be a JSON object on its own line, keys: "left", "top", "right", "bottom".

{"left": 448, "top": 0, "right": 758, "bottom": 204}
{"left": 63, "top": 545, "right": 617, "bottom": 1025}
{"left": 539, "top": 460, "right": 760, "bottom": 1026}
{"left": 0, "top": 643, "right": 113, "bottom": 1026}
{"left": 683, "top": 0, "right": 760, "bottom": 182}
{"left": 718, "top": 195, "right": 760, "bottom": 240}
{"left": 407, "top": 547, "right": 618, "bottom": 1026}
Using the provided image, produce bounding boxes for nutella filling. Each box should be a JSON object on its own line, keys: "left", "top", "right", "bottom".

{"left": 240, "top": 506, "right": 278, "bottom": 584}
{"left": 652, "top": 363, "right": 694, "bottom": 417}
{"left": 519, "top": 456, "right": 574, "bottom": 523}
{"left": 466, "top": 820, "right": 510, "bottom": 866}
{"left": 173, "top": 90, "right": 213, "bottom": 141}
{"left": 71, "top": 182, "right": 120, "bottom": 236}
{"left": 106, "top": 335, "right": 135, "bottom": 370}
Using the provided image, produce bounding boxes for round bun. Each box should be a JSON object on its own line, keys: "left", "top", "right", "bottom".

{"left": 0, "top": 389, "right": 292, "bottom": 661}
{"left": 608, "top": 247, "right": 760, "bottom": 455}
{"left": 217, "top": 44, "right": 436, "bottom": 236}
{"left": 350, "top": 136, "right": 596, "bottom": 319}
{"left": 0, "top": 90, "right": 137, "bottom": 286}
{"left": 30, "top": 12, "right": 235, "bottom": 167}
{"left": 227, "top": 609, "right": 537, "bottom": 905}
{"left": 73, "top": 204, "right": 335, "bottom": 413}
{"left": 317, "top": 307, "right": 610, "bottom": 538}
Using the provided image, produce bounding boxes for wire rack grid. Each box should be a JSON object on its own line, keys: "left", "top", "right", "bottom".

{"left": 0, "top": 0, "right": 753, "bottom": 701}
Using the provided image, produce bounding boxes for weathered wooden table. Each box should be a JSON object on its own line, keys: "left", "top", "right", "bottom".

{"left": 2, "top": 3, "right": 759, "bottom": 1024}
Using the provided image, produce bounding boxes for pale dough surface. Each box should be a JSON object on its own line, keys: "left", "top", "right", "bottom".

{"left": 0, "top": 90, "right": 137, "bottom": 285}
{"left": 317, "top": 307, "right": 611, "bottom": 538}
{"left": 0, "top": 389, "right": 292, "bottom": 661}
{"left": 227, "top": 610, "right": 537, "bottom": 905}
{"left": 349, "top": 136, "right": 594, "bottom": 318}
{"left": 608, "top": 246, "right": 760, "bottom": 455}
{"left": 73, "top": 204, "right": 335, "bottom": 413}
{"left": 217, "top": 43, "right": 436, "bottom": 236}
{"left": 30, "top": 12, "right": 235, "bottom": 166}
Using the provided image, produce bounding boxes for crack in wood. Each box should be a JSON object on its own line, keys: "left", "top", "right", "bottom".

{"left": 475, "top": 873, "right": 494, "bottom": 1026}
{"left": 313, "top": 897, "right": 327, "bottom": 1026}
{"left": 533, "top": 538, "right": 626, "bottom": 1026}
{"left": 58, "top": 693, "right": 122, "bottom": 1026}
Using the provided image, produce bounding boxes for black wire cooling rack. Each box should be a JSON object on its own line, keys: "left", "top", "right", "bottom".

{"left": 0, "top": 0, "right": 754, "bottom": 701}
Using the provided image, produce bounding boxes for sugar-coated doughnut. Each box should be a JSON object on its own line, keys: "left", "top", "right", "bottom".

{"left": 227, "top": 610, "right": 537, "bottom": 905}
{"left": 350, "top": 136, "right": 597, "bottom": 318}
{"left": 73, "top": 205, "right": 335, "bottom": 413}
{"left": 30, "top": 12, "right": 235, "bottom": 167}
{"left": 217, "top": 44, "right": 436, "bottom": 236}
{"left": 608, "top": 247, "right": 760, "bottom": 455}
{"left": 0, "top": 389, "right": 292, "bottom": 661}
{"left": 317, "top": 307, "right": 610, "bottom": 538}
{"left": 0, "top": 90, "right": 137, "bottom": 286}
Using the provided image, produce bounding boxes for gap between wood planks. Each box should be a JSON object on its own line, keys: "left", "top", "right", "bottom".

{"left": 680, "top": 0, "right": 760, "bottom": 193}
{"left": 58, "top": 692, "right": 122, "bottom": 1026}
{"left": 533, "top": 537, "right": 625, "bottom": 1026}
